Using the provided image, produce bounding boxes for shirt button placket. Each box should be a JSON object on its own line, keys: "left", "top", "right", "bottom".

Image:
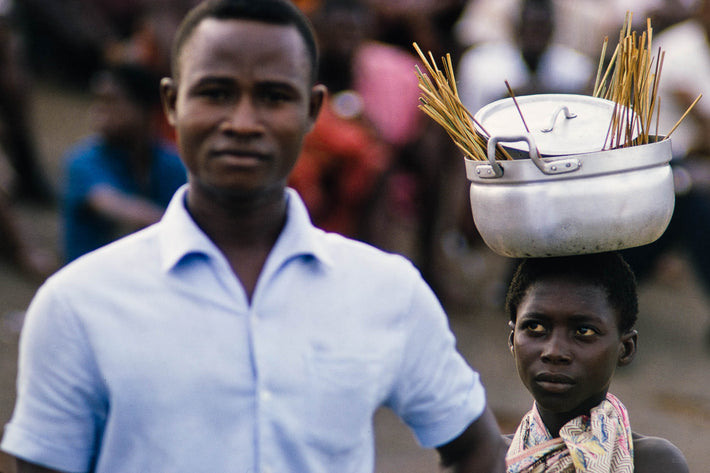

{"left": 251, "top": 309, "right": 273, "bottom": 473}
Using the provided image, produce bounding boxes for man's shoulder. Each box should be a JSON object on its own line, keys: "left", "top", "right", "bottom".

{"left": 319, "top": 230, "right": 414, "bottom": 268}
{"left": 56, "top": 225, "right": 161, "bottom": 281}
{"left": 633, "top": 433, "right": 689, "bottom": 473}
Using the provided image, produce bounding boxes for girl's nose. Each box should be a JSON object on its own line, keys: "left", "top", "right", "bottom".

{"left": 540, "top": 331, "right": 572, "bottom": 364}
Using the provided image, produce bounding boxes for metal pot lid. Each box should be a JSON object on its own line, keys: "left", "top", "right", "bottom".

{"left": 473, "top": 94, "right": 636, "bottom": 156}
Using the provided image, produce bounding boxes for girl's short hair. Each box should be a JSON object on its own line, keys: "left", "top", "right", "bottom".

{"left": 505, "top": 252, "right": 638, "bottom": 333}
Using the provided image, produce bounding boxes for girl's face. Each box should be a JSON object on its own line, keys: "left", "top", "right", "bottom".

{"left": 511, "top": 277, "right": 636, "bottom": 425}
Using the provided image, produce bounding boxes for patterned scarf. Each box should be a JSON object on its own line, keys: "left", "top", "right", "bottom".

{"left": 506, "top": 393, "right": 634, "bottom": 473}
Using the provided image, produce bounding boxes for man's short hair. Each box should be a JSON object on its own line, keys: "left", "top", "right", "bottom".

{"left": 505, "top": 252, "right": 639, "bottom": 333}
{"left": 171, "top": 0, "right": 319, "bottom": 83}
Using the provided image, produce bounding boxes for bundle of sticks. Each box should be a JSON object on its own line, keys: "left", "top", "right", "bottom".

{"left": 412, "top": 42, "right": 511, "bottom": 161}
{"left": 593, "top": 12, "right": 701, "bottom": 149}
{"left": 414, "top": 12, "right": 700, "bottom": 159}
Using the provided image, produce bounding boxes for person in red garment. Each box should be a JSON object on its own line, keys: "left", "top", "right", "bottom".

{"left": 289, "top": 0, "right": 422, "bottom": 240}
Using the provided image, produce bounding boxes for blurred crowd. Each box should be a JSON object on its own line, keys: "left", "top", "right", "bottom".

{"left": 2, "top": 0, "right": 710, "bottom": 311}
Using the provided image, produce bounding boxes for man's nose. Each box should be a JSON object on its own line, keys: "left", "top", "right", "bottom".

{"left": 222, "top": 98, "right": 262, "bottom": 133}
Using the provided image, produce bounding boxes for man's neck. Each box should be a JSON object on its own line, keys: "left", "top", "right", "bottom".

{"left": 185, "top": 185, "right": 289, "bottom": 302}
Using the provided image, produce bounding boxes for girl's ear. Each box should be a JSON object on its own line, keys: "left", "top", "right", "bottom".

{"left": 508, "top": 321, "right": 515, "bottom": 354}
{"left": 617, "top": 329, "right": 638, "bottom": 367}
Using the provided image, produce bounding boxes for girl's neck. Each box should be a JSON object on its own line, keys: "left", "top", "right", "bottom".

{"left": 538, "top": 392, "right": 608, "bottom": 438}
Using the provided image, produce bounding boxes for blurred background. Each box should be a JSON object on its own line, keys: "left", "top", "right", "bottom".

{"left": 1, "top": 0, "right": 710, "bottom": 471}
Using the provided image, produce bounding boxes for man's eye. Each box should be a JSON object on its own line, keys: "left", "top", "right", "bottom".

{"left": 200, "top": 88, "right": 229, "bottom": 101}
{"left": 262, "top": 89, "right": 293, "bottom": 104}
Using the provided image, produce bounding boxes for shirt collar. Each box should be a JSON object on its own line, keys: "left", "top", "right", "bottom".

{"left": 157, "top": 185, "right": 334, "bottom": 273}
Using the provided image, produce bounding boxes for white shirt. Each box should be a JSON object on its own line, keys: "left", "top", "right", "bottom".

{"left": 2, "top": 186, "right": 486, "bottom": 473}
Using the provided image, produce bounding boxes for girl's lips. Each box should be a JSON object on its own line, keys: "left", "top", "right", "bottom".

{"left": 535, "top": 373, "right": 576, "bottom": 384}
{"left": 535, "top": 379, "right": 575, "bottom": 393}
{"left": 534, "top": 373, "right": 576, "bottom": 393}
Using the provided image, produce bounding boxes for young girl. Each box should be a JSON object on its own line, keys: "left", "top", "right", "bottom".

{"left": 504, "top": 252, "right": 689, "bottom": 472}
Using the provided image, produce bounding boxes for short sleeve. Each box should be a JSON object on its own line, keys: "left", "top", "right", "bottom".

{"left": 1, "top": 281, "right": 107, "bottom": 473}
{"left": 387, "top": 276, "right": 486, "bottom": 448}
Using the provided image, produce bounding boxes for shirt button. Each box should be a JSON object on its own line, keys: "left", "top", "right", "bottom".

{"left": 260, "top": 389, "right": 272, "bottom": 402}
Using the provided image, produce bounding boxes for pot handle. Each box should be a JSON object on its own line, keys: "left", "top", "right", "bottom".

{"left": 486, "top": 134, "right": 541, "bottom": 175}
{"left": 486, "top": 133, "right": 581, "bottom": 176}
{"left": 541, "top": 105, "right": 577, "bottom": 133}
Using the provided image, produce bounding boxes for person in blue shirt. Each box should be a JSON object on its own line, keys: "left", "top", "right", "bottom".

{"left": 2, "top": 1, "right": 506, "bottom": 472}
{"left": 62, "top": 62, "right": 186, "bottom": 262}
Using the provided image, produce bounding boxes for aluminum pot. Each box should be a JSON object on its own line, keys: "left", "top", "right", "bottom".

{"left": 465, "top": 134, "right": 675, "bottom": 258}
{"left": 473, "top": 94, "right": 635, "bottom": 156}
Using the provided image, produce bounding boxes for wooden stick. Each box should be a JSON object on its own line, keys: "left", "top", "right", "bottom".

{"left": 664, "top": 94, "right": 703, "bottom": 140}
{"left": 412, "top": 41, "right": 512, "bottom": 161}
{"left": 505, "top": 80, "right": 531, "bottom": 133}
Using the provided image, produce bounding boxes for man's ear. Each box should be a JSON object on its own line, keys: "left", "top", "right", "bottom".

{"left": 617, "top": 329, "right": 637, "bottom": 367}
{"left": 307, "top": 84, "right": 327, "bottom": 130}
{"left": 160, "top": 77, "right": 178, "bottom": 127}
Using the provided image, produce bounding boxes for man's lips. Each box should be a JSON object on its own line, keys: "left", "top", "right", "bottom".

{"left": 211, "top": 149, "right": 267, "bottom": 159}
{"left": 209, "top": 149, "right": 268, "bottom": 167}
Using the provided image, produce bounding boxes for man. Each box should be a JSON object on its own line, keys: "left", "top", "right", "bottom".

{"left": 62, "top": 62, "right": 186, "bottom": 263}
{"left": 1, "top": 1, "right": 506, "bottom": 472}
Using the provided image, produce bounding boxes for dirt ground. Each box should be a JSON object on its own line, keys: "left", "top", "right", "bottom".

{"left": 1, "top": 81, "right": 710, "bottom": 472}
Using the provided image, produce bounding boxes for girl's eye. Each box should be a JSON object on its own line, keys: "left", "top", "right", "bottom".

{"left": 576, "top": 326, "right": 597, "bottom": 337}
{"left": 524, "top": 322, "right": 545, "bottom": 333}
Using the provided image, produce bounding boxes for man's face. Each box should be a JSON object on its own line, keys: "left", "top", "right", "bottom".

{"left": 512, "top": 277, "right": 632, "bottom": 419}
{"left": 162, "top": 18, "right": 323, "bottom": 200}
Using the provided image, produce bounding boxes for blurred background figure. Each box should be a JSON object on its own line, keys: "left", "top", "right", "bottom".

{"left": 454, "top": 0, "right": 694, "bottom": 62}
{"left": 361, "top": 0, "right": 468, "bottom": 61}
{"left": 289, "top": 0, "right": 398, "bottom": 239}
{"left": 103, "top": 0, "right": 201, "bottom": 79}
{"left": 14, "top": 0, "right": 200, "bottom": 88}
{"left": 620, "top": 0, "right": 710, "bottom": 338}
{"left": 291, "top": 0, "right": 471, "bottom": 296}
{"left": 0, "top": 180, "right": 56, "bottom": 281}
{"left": 61, "top": 63, "right": 186, "bottom": 264}
{"left": 14, "top": 0, "right": 121, "bottom": 87}
{"left": 457, "top": 0, "right": 595, "bottom": 116}
{"left": 0, "top": 0, "right": 57, "bottom": 280}
{"left": 0, "top": 0, "right": 54, "bottom": 204}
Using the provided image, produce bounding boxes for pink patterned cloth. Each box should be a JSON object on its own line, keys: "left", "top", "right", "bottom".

{"left": 506, "top": 393, "right": 634, "bottom": 473}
